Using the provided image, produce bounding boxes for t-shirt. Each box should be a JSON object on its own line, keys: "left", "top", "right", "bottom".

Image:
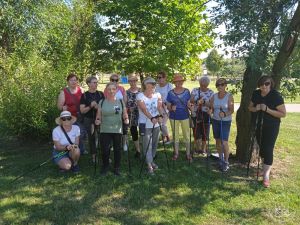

{"left": 104, "top": 86, "right": 126, "bottom": 100}
{"left": 191, "top": 88, "right": 214, "bottom": 112}
{"left": 212, "top": 92, "right": 232, "bottom": 121}
{"left": 99, "top": 99, "right": 124, "bottom": 134}
{"left": 166, "top": 88, "right": 191, "bottom": 120}
{"left": 52, "top": 125, "right": 80, "bottom": 149}
{"left": 80, "top": 91, "right": 104, "bottom": 119}
{"left": 137, "top": 92, "right": 161, "bottom": 128}
{"left": 251, "top": 89, "right": 284, "bottom": 125}
{"left": 155, "top": 83, "right": 173, "bottom": 103}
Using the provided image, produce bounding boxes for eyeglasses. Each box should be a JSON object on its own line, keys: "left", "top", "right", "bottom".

{"left": 261, "top": 81, "right": 271, "bottom": 87}
{"left": 111, "top": 79, "right": 119, "bottom": 82}
{"left": 216, "top": 83, "right": 226, "bottom": 87}
{"left": 157, "top": 76, "right": 164, "bottom": 79}
{"left": 61, "top": 117, "right": 72, "bottom": 121}
{"left": 129, "top": 80, "right": 137, "bottom": 82}
{"left": 90, "top": 81, "right": 98, "bottom": 84}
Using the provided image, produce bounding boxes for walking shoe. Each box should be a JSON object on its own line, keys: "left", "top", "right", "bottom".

{"left": 151, "top": 163, "right": 159, "bottom": 170}
{"left": 263, "top": 179, "right": 270, "bottom": 188}
{"left": 221, "top": 162, "right": 230, "bottom": 172}
{"left": 71, "top": 164, "right": 80, "bottom": 173}
{"left": 59, "top": 168, "right": 68, "bottom": 173}
{"left": 147, "top": 167, "right": 154, "bottom": 175}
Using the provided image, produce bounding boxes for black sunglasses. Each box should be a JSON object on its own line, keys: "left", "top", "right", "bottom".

{"left": 216, "top": 83, "right": 226, "bottom": 87}
{"left": 261, "top": 81, "right": 271, "bottom": 87}
{"left": 111, "top": 79, "right": 119, "bottom": 82}
{"left": 157, "top": 76, "right": 164, "bottom": 79}
{"left": 61, "top": 117, "right": 72, "bottom": 121}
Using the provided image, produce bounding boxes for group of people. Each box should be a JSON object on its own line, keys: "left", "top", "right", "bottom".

{"left": 52, "top": 72, "right": 286, "bottom": 187}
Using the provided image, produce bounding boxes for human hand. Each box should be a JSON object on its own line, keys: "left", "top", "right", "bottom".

{"left": 95, "top": 118, "right": 101, "bottom": 125}
{"left": 219, "top": 111, "right": 226, "bottom": 118}
{"left": 171, "top": 105, "right": 176, "bottom": 111}
{"left": 62, "top": 105, "right": 68, "bottom": 111}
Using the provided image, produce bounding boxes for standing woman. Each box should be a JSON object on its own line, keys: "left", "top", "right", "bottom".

{"left": 210, "top": 78, "right": 234, "bottom": 172}
{"left": 57, "top": 73, "right": 86, "bottom": 155}
{"left": 95, "top": 82, "right": 129, "bottom": 176}
{"left": 166, "top": 73, "right": 192, "bottom": 162}
{"left": 104, "top": 74, "right": 127, "bottom": 102}
{"left": 52, "top": 111, "right": 81, "bottom": 172}
{"left": 137, "top": 77, "right": 164, "bottom": 174}
{"left": 80, "top": 76, "right": 104, "bottom": 163}
{"left": 155, "top": 71, "right": 173, "bottom": 143}
{"left": 126, "top": 74, "right": 142, "bottom": 158}
{"left": 190, "top": 76, "right": 214, "bottom": 154}
{"left": 248, "top": 75, "right": 286, "bottom": 188}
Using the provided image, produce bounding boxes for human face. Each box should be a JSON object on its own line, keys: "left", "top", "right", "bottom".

{"left": 110, "top": 76, "right": 119, "bottom": 83}
{"left": 107, "top": 84, "right": 117, "bottom": 96}
{"left": 68, "top": 77, "right": 78, "bottom": 88}
{"left": 200, "top": 81, "right": 208, "bottom": 90}
{"left": 259, "top": 80, "right": 271, "bottom": 94}
{"left": 129, "top": 79, "right": 138, "bottom": 88}
{"left": 145, "top": 82, "right": 156, "bottom": 91}
{"left": 157, "top": 75, "right": 166, "bottom": 85}
{"left": 88, "top": 79, "right": 98, "bottom": 90}
{"left": 174, "top": 80, "right": 184, "bottom": 88}
{"left": 216, "top": 82, "right": 226, "bottom": 92}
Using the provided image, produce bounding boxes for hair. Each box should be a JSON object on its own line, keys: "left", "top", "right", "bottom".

{"left": 86, "top": 76, "right": 97, "bottom": 85}
{"left": 106, "top": 82, "right": 118, "bottom": 89}
{"left": 257, "top": 75, "right": 275, "bottom": 89}
{"left": 215, "top": 78, "right": 227, "bottom": 86}
{"left": 141, "top": 77, "right": 156, "bottom": 91}
{"left": 128, "top": 73, "right": 138, "bottom": 81}
{"left": 110, "top": 73, "right": 119, "bottom": 80}
{"left": 66, "top": 72, "right": 78, "bottom": 81}
{"left": 158, "top": 71, "right": 167, "bottom": 78}
{"left": 199, "top": 76, "right": 210, "bottom": 85}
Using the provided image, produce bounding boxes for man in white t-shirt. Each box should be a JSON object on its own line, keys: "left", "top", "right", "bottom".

{"left": 155, "top": 71, "right": 173, "bottom": 144}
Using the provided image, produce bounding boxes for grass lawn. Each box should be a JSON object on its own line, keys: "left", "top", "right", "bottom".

{"left": 1, "top": 113, "right": 300, "bottom": 224}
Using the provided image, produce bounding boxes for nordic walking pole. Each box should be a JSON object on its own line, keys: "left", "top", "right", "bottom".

{"left": 206, "top": 113, "right": 211, "bottom": 168}
{"left": 127, "top": 110, "right": 133, "bottom": 175}
{"left": 246, "top": 115, "right": 259, "bottom": 177}
{"left": 220, "top": 107, "right": 225, "bottom": 174}
{"left": 257, "top": 110, "right": 264, "bottom": 180}
{"left": 159, "top": 123, "right": 170, "bottom": 171}
{"left": 139, "top": 124, "right": 155, "bottom": 177}
{"left": 11, "top": 151, "right": 68, "bottom": 183}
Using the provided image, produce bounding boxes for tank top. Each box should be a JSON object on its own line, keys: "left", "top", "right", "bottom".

{"left": 212, "top": 92, "right": 232, "bottom": 121}
{"left": 63, "top": 87, "right": 83, "bottom": 117}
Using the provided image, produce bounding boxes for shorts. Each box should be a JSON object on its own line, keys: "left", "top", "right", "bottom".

{"left": 52, "top": 150, "right": 70, "bottom": 164}
{"left": 212, "top": 119, "right": 231, "bottom": 141}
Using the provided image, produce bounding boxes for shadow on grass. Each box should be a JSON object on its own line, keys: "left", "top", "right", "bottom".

{"left": 0, "top": 140, "right": 266, "bottom": 225}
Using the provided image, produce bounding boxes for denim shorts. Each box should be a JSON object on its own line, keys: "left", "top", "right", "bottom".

{"left": 212, "top": 119, "right": 231, "bottom": 141}
{"left": 52, "top": 150, "right": 70, "bottom": 164}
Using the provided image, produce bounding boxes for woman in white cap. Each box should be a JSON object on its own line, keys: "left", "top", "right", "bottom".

{"left": 52, "top": 111, "right": 81, "bottom": 172}
{"left": 137, "top": 77, "right": 164, "bottom": 174}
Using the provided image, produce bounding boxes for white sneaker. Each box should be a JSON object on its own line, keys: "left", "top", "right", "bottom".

{"left": 123, "top": 144, "right": 128, "bottom": 152}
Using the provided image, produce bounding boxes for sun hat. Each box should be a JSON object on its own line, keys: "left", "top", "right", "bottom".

{"left": 173, "top": 73, "right": 185, "bottom": 82}
{"left": 143, "top": 77, "right": 156, "bottom": 85}
{"left": 55, "top": 111, "right": 77, "bottom": 125}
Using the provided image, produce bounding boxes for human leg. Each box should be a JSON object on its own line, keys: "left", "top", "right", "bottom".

{"left": 112, "top": 133, "right": 122, "bottom": 175}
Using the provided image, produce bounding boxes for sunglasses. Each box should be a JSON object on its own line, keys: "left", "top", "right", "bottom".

{"left": 216, "top": 83, "right": 226, "bottom": 87}
{"left": 61, "top": 117, "right": 72, "bottom": 121}
{"left": 261, "top": 81, "right": 271, "bottom": 87}
{"left": 157, "top": 76, "right": 164, "bottom": 79}
{"left": 129, "top": 79, "right": 137, "bottom": 82}
{"left": 111, "top": 79, "right": 119, "bottom": 82}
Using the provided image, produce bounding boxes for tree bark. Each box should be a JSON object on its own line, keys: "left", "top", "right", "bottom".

{"left": 272, "top": 4, "right": 300, "bottom": 88}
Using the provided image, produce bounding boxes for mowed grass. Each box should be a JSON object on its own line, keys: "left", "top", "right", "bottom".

{"left": 0, "top": 113, "right": 300, "bottom": 225}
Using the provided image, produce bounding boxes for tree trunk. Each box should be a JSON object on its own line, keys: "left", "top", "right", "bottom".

{"left": 272, "top": 4, "right": 300, "bottom": 88}
{"left": 236, "top": 67, "right": 262, "bottom": 163}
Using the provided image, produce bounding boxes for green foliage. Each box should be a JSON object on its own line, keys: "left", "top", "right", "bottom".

{"left": 206, "top": 49, "right": 223, "bottom": 76}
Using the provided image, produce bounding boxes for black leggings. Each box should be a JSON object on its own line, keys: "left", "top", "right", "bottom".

{"left": 256, "top": 123, "right": 280, "bottom": 165}
{"left": 130, "top": 126, "right": 139, "bottom": 141}
{"left": 100, "top": 133, "right": 122, "bottom": 169}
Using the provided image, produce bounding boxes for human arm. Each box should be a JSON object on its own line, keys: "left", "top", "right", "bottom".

{"left": 57, "top": 90, "right": 67, "bottom": 111}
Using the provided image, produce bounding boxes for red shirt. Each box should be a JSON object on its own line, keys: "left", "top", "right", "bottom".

{"left": 63, "top": 87, "right": 83, "bottom": 117}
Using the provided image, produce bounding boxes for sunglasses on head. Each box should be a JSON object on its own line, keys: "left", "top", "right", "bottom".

{"left": 216, "top": 83, "right": 226, "bottom": 87}
{"left": 111, "top": 79, "right": 119, "bottom": 82}
{"left": 61, "top": 117, "right": 72, "bottom": 121}
{"left": 261, "top": 81, "right": 271, "bottom": 87}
